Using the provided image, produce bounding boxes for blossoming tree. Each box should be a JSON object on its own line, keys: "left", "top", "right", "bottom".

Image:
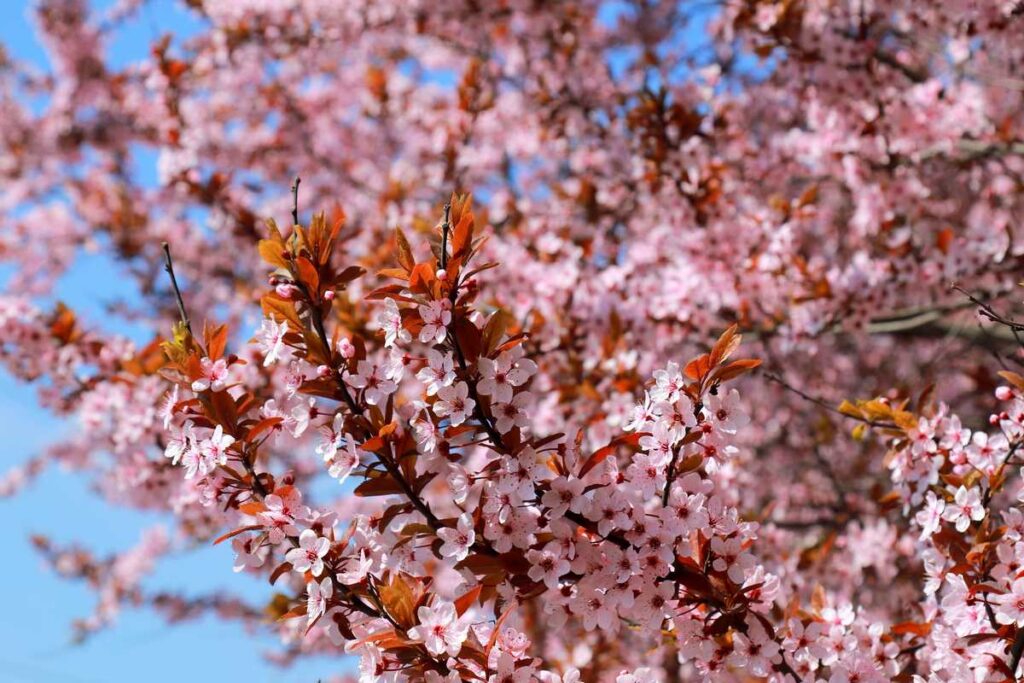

{"left": 4, "top": 0, "right": 1024, "bottom": 681}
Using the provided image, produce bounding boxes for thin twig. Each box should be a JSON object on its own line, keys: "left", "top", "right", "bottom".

{"left": 161, "top": 242, "right": 192, "bottom": 334}
{"left": 764, "top": 371, "right": 896, "bottom": 429}
{"left": 291, "top": 176, "right": 301, "bottom": 226}
{"left": 440, "top": 202, "right": 451, "bottom": 270}
{"left": 954, "top": 284, "right": 1024, "bottom": 353}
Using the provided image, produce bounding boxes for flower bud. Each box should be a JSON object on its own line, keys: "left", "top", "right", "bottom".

{"left": 323, "top": 290, "right": 336, "bottom": 301}
{"left": 996, "top": 386, "right": 1014, "bottom": 401}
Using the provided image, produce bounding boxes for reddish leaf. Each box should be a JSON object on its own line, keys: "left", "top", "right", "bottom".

{"left": 454, "top": 584, "right": 482, "bottom": 616}
{"left": 395, "top": 228, "right": 415, "bottom": 272}
{"left": 579, "top": 433, "right": 645, "bottom": 478}
{"left": 246, "top": 417, "right": 283, "bottom": 442}
{"left": 486, "top": 606, "right": 514, "bottom": 656}
{"left": 212, "top": 524, "right": 261, "bottom": 545}
{"left": 453, "top": 317, "right": 482, "bottom": 364}
{"left": 378, "top": 573, "right": 421, "bottom": 628}
{"left": 891, "top": 621, "right": 932, "bottom": 637}
{"left": 295, "top": 256, "right": 320, "bottom": 295}
{"left": 269, "top": 562, "right": 293, "bottom": 585}
{"left": 205, "top": 323, "right": 229, "bottom": 361}
{"left": 354, "top": 473, "right": 405, "bottom": 497}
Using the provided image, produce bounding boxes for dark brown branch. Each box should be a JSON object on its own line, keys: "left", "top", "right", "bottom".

{"left": 161, "top": 242, "right": 192, "bottom": 334}
{"left": 439, "top": 202, "right": 451, "bottom": 270}
{"left": 291, "top": 176, "right": 301, "bottom": 226}
{"left": 1010, "top": 627, "right": 1024, "bottom": 680}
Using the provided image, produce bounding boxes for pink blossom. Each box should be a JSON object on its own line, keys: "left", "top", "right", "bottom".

{"left": 437, "top": 513, "right": 475, "bottom": 561}
{"left": 942, "top": 485, "right": 984, "bottom": 533}
{"left": 378, "top": 298, "right": 411, "bottom": 348}
{"left": 256, "top": 318, "right": 288, "bottom": 366}
{"left": 347, "top": 360, "right": 397, "bottom": 406}
{"left": 306, "top": 576, "right": 333, "bottom": 625}
{"left": 418, "top": 299, "right": 452, "bottom": 344}
{"left": 191, "top": 357, "right": 229, "bottom": 393}
{"left": 433, "top": 382, "right": 475, "bottom": 427}
{"left": 416, "top": 349, "right": 455, "bottom": 396}
{"left": 407, "top": 601, "right": 468, "bottom": 657}
{"left": 286, "top": 529, "right": 331, "bottom": 577}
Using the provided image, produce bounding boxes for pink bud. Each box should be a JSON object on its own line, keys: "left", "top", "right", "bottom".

{"left": 317, "top": 365, "right": 331, "bottom": 378}
{"left": 990, "top": 414, "right": 1000, "bottom": 425}
{"left": 275, "top": 283, "right": 297, "bottom": 299}
{"left": 996, "top": 386, "right": 1014, "bottom": 401}
{"left": 337, "top": 338, "right": 355, "bottom": 359}
{"left": 436, "top": 269, "right": 448, "bottom": 281}
{"left": 324, "top": 290, "right": 336, "bottom": 301}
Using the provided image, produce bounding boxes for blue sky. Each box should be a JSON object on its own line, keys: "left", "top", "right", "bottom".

{"left": 0, "top": 2, "right": 347, "bottom": 681}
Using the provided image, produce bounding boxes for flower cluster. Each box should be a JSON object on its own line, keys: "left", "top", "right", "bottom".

{"left": 155, "top": 199, "right": 852, "bottom": 680}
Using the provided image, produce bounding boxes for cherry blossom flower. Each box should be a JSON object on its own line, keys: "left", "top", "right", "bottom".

{"left": 526, "top": 548, "right": 571, "bottom": 589}
{"left": 384, "top": 348, "right": 414, "bottom": 382}
{"left": 337, "top": 551, "right": 371, "bottom": 586}
{"left": 407, "top": 601, "right": 468, "bottom": 657}
{"left": 414, "top": 415, "right": 440, "bottom": 454}
{"left": 286, "top": 529, "right": 331, "bottom": 577}
{"left": 158, "top": 385, "right": 179, "bottom": 430}
{"left": 710, "top": 536, "right": 756, "bottom": 584}
{"left": 478, "top": 350, "right": 534, "bottom": 404}
{"left": 541, "top": 477, "right": 587, "bottom": 517}
{"left": 326, "top": 435, "right": 362, "bottom": 484}
{"left": 942, "top": 485, "right": 984, "bottom": 533}
{"left": 289, "top": 397, "right": 317, "bottom": 437}
{"left": 306, "top": 576, "right": 333, "bottom": 625}
{"left": 336, "top": 337, "right": 355, "bottom": 359}
{"left": 437, "top": 513, "right": 475, "bottom": 561}
{"left": 258, "top": 491, "right": 301, "bottom": 544}
{"left": 908, "top": 418, "right": 938, "bottom": 457}
{"left": 199, "top": 424, "right": 235, "bottom": 469}
{"left": 662, "top": 491, "right": 709, "bottom": 537}
{"left": 915, "top": 491, "right": 946, "bottom": 540}
{"left": 433, "top": 382, "right": 475, "bottom": 426}
{"left": 706, "top": 389, "right": 749, "bottom": 434}
{"left": 728, "top": 619, "right": 780, "bottom": 676}
{"left": 191, "top": 357, "right": 229, "bottom": 392}
{"left": 163, "top": 420, "right": 193, "bottom": 465}
{"left": 996, "top": 577, "right": 1024, "bottom": 626}
{"left": 650, "top": 361, "right": 684, "bottom": 403}
{"left": 256, "top": 318, "right": 288, "bottom": 366}
{"left": 418, "top": 299, "right": 452, "bottom": 344}
{"left": 347, "top": 360, "right": 397, "bottom": 406}
{"left": 967, "top": 431, "right": 1009, "bottom": 473}
{"left": 416, "top": 349, "right": 455, "bottom": 396}
{"left": 493, "top": 392, "right": 532, "bottom": 434}
{"left": 378, "top": 298, "right": 411, "bottom": 348}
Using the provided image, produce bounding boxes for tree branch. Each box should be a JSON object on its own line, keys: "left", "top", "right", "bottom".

{"left": 291, "top": 176, "right": 301, "bottom": 226}
{"left": 161, "top": 242, "right": 192, "bottom": 334}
